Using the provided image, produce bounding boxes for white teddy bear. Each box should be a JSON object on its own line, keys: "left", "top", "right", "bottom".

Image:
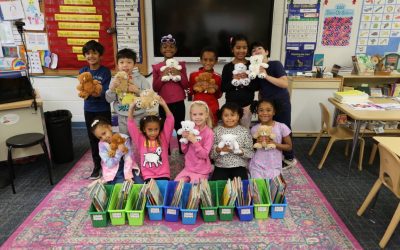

{"left": 218, "top": 134, "right": 242, "bottom": 155}
{"left": 177, "top": 120, "right": 201, "bottom": 144}
{"left": 231, "top": 63, "right": 250, "bottom": 87}
{"left": 248, "top": 54, "right": 269, "bottom": 79}
{"left": 160, "top": 58, "right": 182, "bottom": 82}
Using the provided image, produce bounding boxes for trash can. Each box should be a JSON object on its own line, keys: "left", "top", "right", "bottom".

{"left": 44, "top": 110, "right": 73, "bottom": 163}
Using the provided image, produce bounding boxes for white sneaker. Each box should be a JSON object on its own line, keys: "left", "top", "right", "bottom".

{"left": 283, "top": 158, "right": 297, "bottom": 170}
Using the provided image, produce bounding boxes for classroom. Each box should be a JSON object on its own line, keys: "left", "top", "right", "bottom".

{"left": 0, "top": 0, "right": 400, "bottom": 249}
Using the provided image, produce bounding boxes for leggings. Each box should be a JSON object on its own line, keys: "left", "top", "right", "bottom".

{"left": 211, "top": 166, "right": 248, "bottom": 181}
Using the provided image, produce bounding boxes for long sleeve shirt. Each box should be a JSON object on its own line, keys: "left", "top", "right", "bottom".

{"left": 211, "top": 125, "right": 254, "bottom": 168}
{"left": 181, "top": 125, "right": 214, "bottom": 175}
{"left": 99, "top": 134, "right": 139, "bottom": 182}
{"left": 79, "top": 65, "right": 111, "bottom": 112}
{"left": 221, "top": 61, "right": 259, "bottom": 107}
{"left": 127, "top": 113, "right": 174, "bottom": 180}
{"left": 152, "top": 61, "right": 189, "bottom": 104}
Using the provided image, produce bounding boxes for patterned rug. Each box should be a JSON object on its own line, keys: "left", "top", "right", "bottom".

{"left": 2, "top": 151, "right": 361, "bottom": 249}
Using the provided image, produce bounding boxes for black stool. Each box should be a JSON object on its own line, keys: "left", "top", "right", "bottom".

{"left": 6, "top": 133, "right": 54, "bottom": 194}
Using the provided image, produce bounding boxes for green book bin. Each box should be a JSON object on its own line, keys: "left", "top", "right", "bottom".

{"left": 88, "top": 184, "right": 114, "bottom": 227}
{"left": 200, "top": 181, "right": 218, "bottom": 222}
{"left": 216, "top": 180, "right": 235, "bottom": 221}
{"left": 253, "top": 179, "right": 271, "bottom": 220}
{"left": 125, "top": 184, "right": 145, "bottom": 226}
{"left": 108, "top": 183, "right": 127, "bottom": 225}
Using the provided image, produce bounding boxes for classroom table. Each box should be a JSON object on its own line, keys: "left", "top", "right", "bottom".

{"left": 328, "top": 97, "right": 400, "bottom": 174}
{"left": 373, "top": 136, "right": 400, "bottom": 157}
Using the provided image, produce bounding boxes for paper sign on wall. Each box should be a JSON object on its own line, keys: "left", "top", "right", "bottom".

{"left": 24, "top": 32, "right": 49, "bottom": 51}
{"left": 0, "top": 0, "right": 25, "bottom": 20}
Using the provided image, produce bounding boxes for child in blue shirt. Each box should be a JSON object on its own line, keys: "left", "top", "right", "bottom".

{"left": 79, "top": 40, "right": 112, "bottom": 179}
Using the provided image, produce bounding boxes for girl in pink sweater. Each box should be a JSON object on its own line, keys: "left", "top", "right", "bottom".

{"left": 175, "top": 101, "right": 214, "bottom": 183}
{"left": 127, "top": 97, "right": 174, "bottom": 182}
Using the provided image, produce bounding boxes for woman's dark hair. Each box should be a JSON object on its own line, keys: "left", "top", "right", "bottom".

{"left": 82, "top": 40, "right": 104, "bottom": 56}
{"left": 250, "top": 99, "right": 279, "bottom": 114}
{"left": 218, "top": 102, "right": 244, "bottom": 121}
{"left": 139, "top": 115, "right": 164, "bottom": 147}
{"left": 230, "top": 34, "right": 249, "bottom": 50}
{"left": 200, "top": 46, "right": 218, "bottom": 60}
{"left": 89, "top": 117, "right": 111, "bottom": 134}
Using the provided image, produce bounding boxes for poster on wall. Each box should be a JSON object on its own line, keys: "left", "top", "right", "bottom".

{"left": 284, "top": 1, "right": 321, "bottom": 71}
{"left": 355, "top": 0, "right": 400, "bottom": 56}
{"left": 321, "top": 4, "right": 354, "bottom": 46}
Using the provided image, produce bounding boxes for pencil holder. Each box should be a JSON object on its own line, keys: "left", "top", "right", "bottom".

{"left": 146, "top": 180, "right": 168, "bottom": 221}
{"left": 125, "top": 184, "right": 145, "bottom": 226}
{"left": 200, "top": 181, "right": 218, "bottom": 222}
{"left": 235, "top": 179, "right": 254, "bottom": 221}
{"left": 253, "top": 179, "right": 271, "bottom": 220}
{"left": 180, "top": 183, "right": 199, "bottom": 225}
{"left": 108, "top": 183, "right": 127, "bottom": 226}
{"left": 216, "top": 180, "right": 235, "bottom": 221}
{"left": 164, "top": 181, "right": 180, "bottom": 222}
{"left": 88, "top": 184, "right": 113, "bottom": 227}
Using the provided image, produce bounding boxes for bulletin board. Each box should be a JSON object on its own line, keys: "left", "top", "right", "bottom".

{"left": 0, "top": 0, "right": 148, "bottom": 75}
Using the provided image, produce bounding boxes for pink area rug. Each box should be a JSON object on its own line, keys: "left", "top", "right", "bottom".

{"left": 2, "top": 151, "right": 361, "bottom": 249}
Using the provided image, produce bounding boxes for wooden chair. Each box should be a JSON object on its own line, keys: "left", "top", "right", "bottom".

{"left": 357, "top": 143, "right": 400, "bottom": 248}
{"left": 308, "top": 103, "right": 365, "bottom": 170}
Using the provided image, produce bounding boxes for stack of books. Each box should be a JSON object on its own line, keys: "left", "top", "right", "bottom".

{"left": 199, "top": 179, "right": 214, "bottom": 207}
{"left": 147, "top": 179, "right": 164, "bottom": 206}
{"left": 222, "top": 178, "right": 238, "bottom": 206}
{"left": 116, "top": 181, "right": 133, "bottom": 209}
{"left": 333, "top": 90, "right": 369, "bottom": 103}
{"left": 235, "top": 177, "right": 252, "bottom": 206}
{"left": 89, "top": 181, "right": 108, "bottom": 212}
{"left": 186, "top": 183, "right": 201, "bottom": 209}
{"left": 133, "top": 184, "right": 147, "bottom": 210}
{"left": 249, "top": 179, "right": 261, "bottom": 204}
{"left": 270, "top": 174, "right": 287, "bottom": 204}
{"left": 170, "top": 179, "right": 184, "bottom": 207}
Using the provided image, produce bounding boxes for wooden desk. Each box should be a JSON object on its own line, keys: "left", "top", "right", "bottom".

{"left": 373, "top": 136, "right": 400, "bottom": 157}
{"left": 0, "top": 97, "right": 45, "bottom": 161}
{"left": 328, "top": 97, "right": 400, "bottom": 173}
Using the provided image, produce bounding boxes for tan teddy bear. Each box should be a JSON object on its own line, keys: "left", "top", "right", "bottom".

{"left": 76, "top": 72, "right": 102, "bottom": 99}
{"left": 193, "top": 72, "right": 218, "bottom": 94}
{"left": 108, "top": 133, "right": 128, "bottom": 157}
{"left": 114, "top": 71, "right": 136, "bottom": 105}
{"left": 253, "top": 125, "right": 276, "bottom": 150}
{"left": 135, "top": 89, "right": 160, "bottom": 110}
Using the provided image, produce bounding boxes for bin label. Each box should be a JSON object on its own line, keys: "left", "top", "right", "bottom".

{"left": 183, "top": 212, "right": 194, "bottom": 218}
{"left": 221, "top": 209, "right": 231, "bottom": 214}
{"left": 150, "top": 208, "right": 160, "bottom": 213}
{"left": 205, "top": 210, "right": 215, "bottom": 216}
{"left": 112, "top": 213, "right": 122, "bottom": 218}
{"left": 274, "top": 206, "right": 284, "bottom": 212}
{"left": 241, "top": 209, "right": 251, "bottom": 215}
{"left": 258, "top": 207, "right": 267, "bottom": 212}
{"left": 167, "top": 209, "right": 177, "bottom": 215}
{"left": 130, "top": 213, "right": 140, "bottom": 218}
{"left": 92, "top": 215, "right": 103, "bottom": 221}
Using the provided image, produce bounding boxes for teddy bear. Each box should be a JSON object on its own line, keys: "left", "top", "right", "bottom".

{"left": 218, "top": 134, "right": 242, "bottom": 155}
{"left": 160, "top": 58, "right": 182, "bottom": 82}
{"left": 177, "top": 120, "right": 201, "bottom": 144}
{"left": 231, "top": 63, "right": 250, "bottom": 87}
{"left": 193, "top": 72, "right": 218, "bottom": 94}
{"left": 76, "top": 72, "right": 102, "bottom": 99}
{"left": 135, "top": 89, "right": 160, "bottom": 111}
{"left": 108, "top": 133, "right": 128, "bottom": 157}
{"left": 253, "top": 125, "right": 276, "bottom": 150}
{"left": 113, "top": 71, "right": 136, "bottom": 105}
{"left": 248, "top": 54, "right": 269, "bottom": 79}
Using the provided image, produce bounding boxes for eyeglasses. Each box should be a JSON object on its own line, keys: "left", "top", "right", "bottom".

{"left": 161, "top": 34, "right": 176, "bottom": 44}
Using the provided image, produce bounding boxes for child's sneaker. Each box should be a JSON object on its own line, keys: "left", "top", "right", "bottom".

{"left": 283, "top": 158, "right": 297, "bottom": 170}
{"left": 88, "top": 168, "right": 101, "bottom": 180}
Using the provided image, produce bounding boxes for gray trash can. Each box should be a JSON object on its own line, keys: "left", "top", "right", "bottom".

{"left": 44, "top": 110, "right": 73, "bottom": 163}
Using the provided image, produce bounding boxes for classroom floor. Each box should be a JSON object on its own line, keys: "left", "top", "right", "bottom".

{"left": 0, "top": 128, "right": 399, "bottom": 249}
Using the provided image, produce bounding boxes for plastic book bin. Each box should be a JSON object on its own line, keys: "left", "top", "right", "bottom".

{"left": 216, "top": 180, "right": 235, "bottom": 221}
{"left": 88, "top": 184, "right": 113, "bottom": 227}
{"left": 125, "top": 184, "right": 145, "bottom": 226}
{"left": 235, "top": 180, "right": 254, "bottom": 221}
{"left": 268, "top": 178, "right": 288, "bottom": 219}
{"left": 200, "top": 181, "right": 218, "bottom": 222}
{"left": 146, "top": 180, "right": 168, "bottom": 221}
{"left": 253, "top": 179, "right": 271, "bottom": 220}
{"left": 164, "top": 181, "right": 181, "bottom": 222}
{"left": 108, "top": 183, "right": 127, "bottom": 225}
{"left": 180, "top": 183, "right": 198, "bottom": 225}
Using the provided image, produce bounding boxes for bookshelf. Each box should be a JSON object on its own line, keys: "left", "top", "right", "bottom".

{"left": 339, "top": 73, "right": 400, "bottom": 93}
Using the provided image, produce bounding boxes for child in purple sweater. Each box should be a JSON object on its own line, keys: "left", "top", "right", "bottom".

{"left": 175, "top": 101, "right": 214, "bottom": 183}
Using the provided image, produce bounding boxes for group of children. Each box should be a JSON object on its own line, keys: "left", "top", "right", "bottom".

{"left": 81, "top": 34, "right": 296, "bottom": 185}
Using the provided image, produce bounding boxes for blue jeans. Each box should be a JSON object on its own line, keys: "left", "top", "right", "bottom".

{"left": 107, "top": 158, "right": 144, "bottom": 184}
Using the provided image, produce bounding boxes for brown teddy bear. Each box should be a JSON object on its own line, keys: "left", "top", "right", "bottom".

{"left": 193, "top": 72, "right": 218, "bottom": 94}
{"left": 108, "top": 133, "right": 128, "bottom": 157}
{"left": 135, "top": 89, "right": 160, "bottom": 110}
{"left": 253, "top": 125, "right": 276, "bottom": 150}
{"left": 76, "top": 72, "right": 102, "bottom": 99}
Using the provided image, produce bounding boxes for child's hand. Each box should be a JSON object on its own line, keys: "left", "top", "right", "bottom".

{"left": 158, "top": 97, "right": 167, "bottom": 108}
{"left": 128, "top": 83, "right": 140, "bottom": 94}
{"left": 187, "top": 133, "right": 197, "bottom": 143}
{"left": 169, "top": 68, "right": 181, "bottom": 75}
{"left": 125, "top": 178, "right": 133, "bottom": 182}
{"left": 181, "top": 131, "right": 190, "bottom": 138}
{"left": 109, "top": 78, "right": 121, "bottom": 91}
{"left": 219, "top": 145, "right": 232, "bottom": 153}
{"left": 118, "top": 143, "right": 126, "bottom": 152}
{"left": 259, "top": 66, "right": 267, "bottom": 75}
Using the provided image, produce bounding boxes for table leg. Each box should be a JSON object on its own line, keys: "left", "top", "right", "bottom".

{"left": 348, "top": 120, "right": 361, "bottom": 176}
